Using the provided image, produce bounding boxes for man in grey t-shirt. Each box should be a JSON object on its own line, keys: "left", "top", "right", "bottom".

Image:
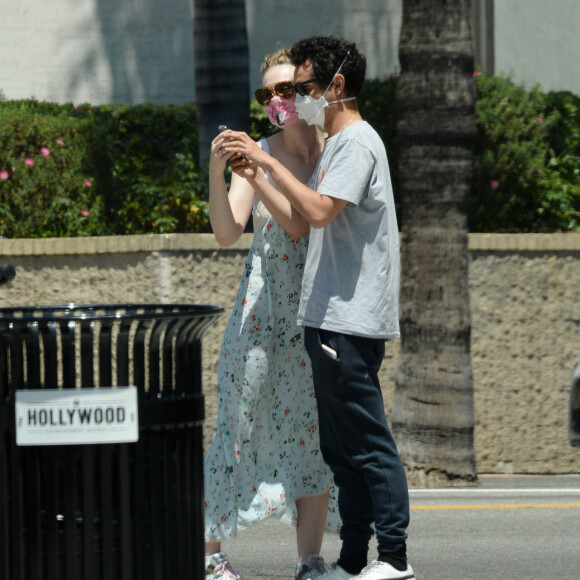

{"left": 226, "top": 36, "right": 414, "bottom": 580}
{"left": 298, "top": 120, "right": 400, "bottom": 341}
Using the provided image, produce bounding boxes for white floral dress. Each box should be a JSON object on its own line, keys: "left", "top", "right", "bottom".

{"left": 204, "top": 140, "right": 339, "bottom": 539}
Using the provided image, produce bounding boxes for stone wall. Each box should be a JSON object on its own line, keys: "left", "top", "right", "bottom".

{"left": 1, "top": 233, "right": 579, "bottom": 474}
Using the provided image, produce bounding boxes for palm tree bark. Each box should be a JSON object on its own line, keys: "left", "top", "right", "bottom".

{"left": 392, "top": 0, "right": 478, "bottom": 486}
{"left": 193, "top": 0, "right": 250, "bottom": 166}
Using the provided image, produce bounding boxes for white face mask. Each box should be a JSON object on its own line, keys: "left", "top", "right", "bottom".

{"left": 294, "top": 93, "right": 356, "bottom": 128}
{"left": 294, "top": 52, "right": 356, "bottom": 129}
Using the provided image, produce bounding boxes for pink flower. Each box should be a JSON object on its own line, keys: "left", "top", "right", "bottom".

{"left": 0, "top": 170, "right": 9, "bottom": 180}
{"left": 490, "top": 180, "right": 500, "bottom": 189}
{"left": 56, "top": 139, "right": 65, "bottom": 146}
{"left": 473, "top": 71, "right": 482, "bottom": 77}
{"left": 84, "top": 179, "right": 92, "bottom": 187}
{"left": 41, "top": 147, "right": 50, "bottom": 157}
{"left": 81, "top": 210, "right": 90, "bottom": 217}
{"left": 538, "top": 117, "right": 544, "bottom": 124}
{"left": 25, "top": 158, "right": 34, "bottom": 166}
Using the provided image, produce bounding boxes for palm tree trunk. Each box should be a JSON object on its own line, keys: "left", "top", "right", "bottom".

{"left": 193, "top": 0, "right": 250, "bottom": 166}
{"left": 392, "top": 0, "right": 478, "bottom": 486}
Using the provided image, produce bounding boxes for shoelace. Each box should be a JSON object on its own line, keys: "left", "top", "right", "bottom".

{"left": 315, "top": 562, "right": 343, "bottom": 579}
{"left": 212, "top": 560, "right": 240, "bottom": 580}
{"left": 306, "top": 555, "right": 328, "bottom": 575}
{"left": 356, "top": 561, "right": 381, "bottom": 578}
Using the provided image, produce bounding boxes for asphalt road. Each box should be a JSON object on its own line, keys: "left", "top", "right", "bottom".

{"left": 220, "top": 475, "right": 580, "bottom": 580}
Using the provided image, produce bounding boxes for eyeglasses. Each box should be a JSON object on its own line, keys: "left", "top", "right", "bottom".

{"left": 293, "top": 77, "right": 319, "bottom": 97}
{"left": 254, "top": 81, "right": 295, "bottom": 106}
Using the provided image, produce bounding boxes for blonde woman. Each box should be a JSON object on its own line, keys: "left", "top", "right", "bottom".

{"left": 204, "top": 49, "right": 338, "bottom": 580}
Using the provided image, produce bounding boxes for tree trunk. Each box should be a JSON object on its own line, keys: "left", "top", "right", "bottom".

{"left": 193, "top": 0, "right": 250, "bottom": 166}
{"left": 392, "top": 0, "right": 478, "bottom": 486}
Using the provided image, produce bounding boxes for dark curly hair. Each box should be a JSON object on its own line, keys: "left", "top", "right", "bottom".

{"left": 290, "top": 36, "right": 366, "bottom": 97}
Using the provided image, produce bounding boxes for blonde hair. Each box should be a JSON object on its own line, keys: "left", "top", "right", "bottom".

{"left": 260, "top": 48, "right": 293, "bottom": 75}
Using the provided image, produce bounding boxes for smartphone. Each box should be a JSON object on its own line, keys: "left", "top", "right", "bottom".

{"left": 218, "top": 125, "right": 248, "bottom": 164}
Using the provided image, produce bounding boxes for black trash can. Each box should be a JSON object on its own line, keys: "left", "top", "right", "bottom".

{"left": 0, "top": 303, "right": 223, "bottom": 580}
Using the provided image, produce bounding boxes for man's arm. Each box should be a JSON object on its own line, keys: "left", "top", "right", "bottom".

{"left": 226, "top": 131, "right": 348, "bottom": 228}
{"left": 214, "top": 133, "right": 309, "bottom": 240}
{"left": 245, "top": 168, "right": 310, "bottom": 239}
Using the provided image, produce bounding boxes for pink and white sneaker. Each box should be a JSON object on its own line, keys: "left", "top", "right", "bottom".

{"left": 205, "top": 552, "right": 243, "bottom": 580}
{"left": 295, "top": 553, "right": 329, "bottom": 579}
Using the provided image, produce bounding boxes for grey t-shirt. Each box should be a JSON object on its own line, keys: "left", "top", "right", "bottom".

{"left": 297, "top": 121, "right": 400, "bottom": 339}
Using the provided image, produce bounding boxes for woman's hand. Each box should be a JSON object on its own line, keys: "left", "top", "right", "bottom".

{"left": 209, "top": 131, "right": 234, "bottom": 172}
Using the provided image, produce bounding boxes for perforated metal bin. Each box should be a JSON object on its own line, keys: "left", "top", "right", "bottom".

{"left": 0, "top": 303, "right": 223, "bottom": 580}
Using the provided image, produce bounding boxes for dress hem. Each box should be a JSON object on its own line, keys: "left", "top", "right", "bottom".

{"left": 204, "top": 487, "right": 338, "bottom": 541}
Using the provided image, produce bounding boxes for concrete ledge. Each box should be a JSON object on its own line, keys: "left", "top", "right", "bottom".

{"left": 468, "top": 233, "right": 580, "bottom": 251}
{"left": 1, "top": 233, "right": 579, "bottom": 257}
{"left": 0, "top": 233, "right": 255, "bottom": 256}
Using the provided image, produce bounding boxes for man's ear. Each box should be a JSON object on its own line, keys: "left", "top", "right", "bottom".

{"left": 333, "top": 73, "right": 346, "bottom": 95}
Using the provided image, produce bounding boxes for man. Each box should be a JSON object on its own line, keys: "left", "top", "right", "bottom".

{"left": 223, "top": 35, "right": 414, "bottom": 580}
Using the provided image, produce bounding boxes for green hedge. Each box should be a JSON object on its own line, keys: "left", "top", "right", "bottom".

{"left": 471, "top": 73, "right": 580, "bottom": 232}
{"left": 0, "top": 100, "right": 109, "bottom": 237}
{"left": 1, "top": 73, "right": 579, "bottom": 237}
{"left": 0, "top": 100, "right": 208, "bottom": 237}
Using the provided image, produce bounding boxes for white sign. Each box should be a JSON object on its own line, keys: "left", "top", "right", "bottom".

{"left": 15, "top": 387, "right": 139, "bottom": 446}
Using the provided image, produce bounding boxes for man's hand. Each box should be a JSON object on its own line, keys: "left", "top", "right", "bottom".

{"left": 222, "top": 131, "right": 271, "bottom": 170}
{"left": 230, "top": 153, "right": 259, "bottom": 180}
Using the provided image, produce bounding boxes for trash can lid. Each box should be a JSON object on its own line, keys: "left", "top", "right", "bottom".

{"left": 0, "top": 303, "right": 224, "bottom": 322}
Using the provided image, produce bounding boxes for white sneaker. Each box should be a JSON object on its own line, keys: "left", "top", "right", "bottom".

{"left": 352, "top": 560, "right": 415, "bottom": 579}
{"left": 318, "top": 562, "right": 354, "bottom": 579}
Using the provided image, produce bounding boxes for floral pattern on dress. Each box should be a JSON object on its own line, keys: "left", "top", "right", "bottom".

{"left": 204, "top": 192, "right": 340, "bottom": 539}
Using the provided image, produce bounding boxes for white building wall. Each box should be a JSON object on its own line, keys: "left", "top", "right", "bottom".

{"left": 0, "top": 0, "right": 401, "bottom": 105}
{"left": 494, "top": 0, "right": 580, "bottom": 94}
{"left": 246, "top": 0, "right": 402, "bottom": 93}
{"left": 0, "top": 0, "right": 579, "bottom": 106}
{"left": 1, "top": 0, "right": 196, "bottom": 105}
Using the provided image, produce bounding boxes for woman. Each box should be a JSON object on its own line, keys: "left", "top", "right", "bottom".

{"left": 204, "top": 49, "right": 338, "bottom": 580}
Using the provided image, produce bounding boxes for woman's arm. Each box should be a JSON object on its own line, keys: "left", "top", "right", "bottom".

{"left": 208, "top": 134, "right": 255, "bottom": 247}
